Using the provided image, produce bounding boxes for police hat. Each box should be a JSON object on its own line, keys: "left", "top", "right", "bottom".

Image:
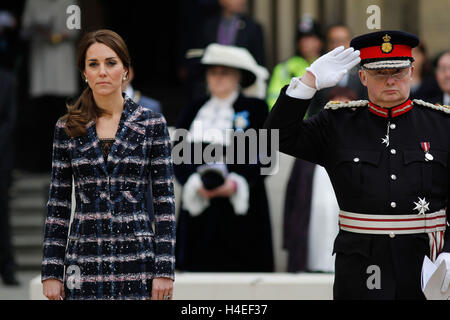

{"left": 350, "top": 30, "right": 419, "bottom": 70}
{"left": 296, "top": 14, "right": 323, "bottom": 41}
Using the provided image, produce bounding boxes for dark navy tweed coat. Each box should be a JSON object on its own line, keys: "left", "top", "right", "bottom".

{"left": 41, "top": 95, "right": 176, "bottom": 300}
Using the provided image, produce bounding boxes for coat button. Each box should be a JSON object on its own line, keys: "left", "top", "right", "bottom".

{"left": 390, "top": 149, "right": 396, "bottom": 155}
{"left": 389, "top": 232, "right": 396, "bottom": 238}
{"left": 391, "top": 174, "right": 397, "bottom": 180}
{"left": 390, "top": 123, "right": 396, "bottom": 130}
{"left": 353, "top": 157, "right": 360, "bottom": 163}
{"left": 391, "top": 202, "right": 397, "bottom": 208}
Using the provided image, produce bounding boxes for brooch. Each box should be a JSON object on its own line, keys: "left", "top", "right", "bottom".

{"left": 233, "top": 110, "right": 250, "bottom": 132}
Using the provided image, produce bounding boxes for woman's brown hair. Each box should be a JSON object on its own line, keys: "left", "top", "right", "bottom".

{"left": 61, "top": 29, "right": 131, "bottom": 138}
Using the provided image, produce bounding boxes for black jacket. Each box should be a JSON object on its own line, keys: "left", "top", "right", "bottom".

{"left": 0, "top": 69, "right": 16, "bottom": 170}
{"left": 202, "top": 14, "right": 266, "bottom": 66}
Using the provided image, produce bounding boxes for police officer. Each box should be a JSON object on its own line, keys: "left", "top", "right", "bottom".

{"left": 266, "top": 15, "right": 324, "bottom": 110}
{"left": 264, "top": 30, "right": 450, "bottom": 300}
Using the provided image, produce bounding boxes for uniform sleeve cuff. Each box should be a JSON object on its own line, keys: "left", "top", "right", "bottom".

{"left": 228, "top": 172, "right": 249, "bottom": 215}
{"left": 286, "top": 77, "right": 317, "bottom": 100}
{"left": 181, "top": 173, "right": 209, "bottom": 216}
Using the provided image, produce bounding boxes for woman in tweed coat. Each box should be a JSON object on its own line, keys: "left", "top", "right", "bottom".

{"left": 41, "top": 30, "right": 176, "bottom": 300}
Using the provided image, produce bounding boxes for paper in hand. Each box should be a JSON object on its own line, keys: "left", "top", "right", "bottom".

{"left": 421, "top": 255, "right": 450, "bottom": 300}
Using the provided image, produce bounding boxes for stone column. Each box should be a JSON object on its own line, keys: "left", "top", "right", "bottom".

{"left": 275, "top": 0, "right": 296, "bottom": 63}
{"left": 253, "top": 0, "right": 274, "bottom": 68}
{"left": 418, "top": 0, "right": 450, "bottom": 57}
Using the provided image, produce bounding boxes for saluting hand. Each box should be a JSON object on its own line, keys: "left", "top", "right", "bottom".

{"left": 305, "top": 46, "right": 361, "bottom": 90}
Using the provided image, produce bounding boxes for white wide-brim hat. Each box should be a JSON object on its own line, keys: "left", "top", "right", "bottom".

{"left": 200, "top": 43, "right": 259, "bottom": 88}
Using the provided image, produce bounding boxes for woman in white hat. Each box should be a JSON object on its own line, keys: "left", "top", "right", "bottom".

{"left": 174, "top": 44, "right": 274, "bottom": 272}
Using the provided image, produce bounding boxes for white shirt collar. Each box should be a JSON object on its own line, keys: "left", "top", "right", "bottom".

{"left": 188, "top": 90, "right": 239, "bottom": 146}
{"left": 443, "top": 93, "right": 450, "bottom": 106}
{"left": 124, "top": 85, "right": 134, "bottom": 100}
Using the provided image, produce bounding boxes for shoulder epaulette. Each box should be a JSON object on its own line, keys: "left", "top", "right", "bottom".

{"left": 324, "top": 100, "right": 369, "bottom": 110}
{"left": 413, "top": 99, "right": 450, "bottom": 114}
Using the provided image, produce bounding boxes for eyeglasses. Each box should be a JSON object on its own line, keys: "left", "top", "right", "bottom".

{"left": 363, "top": 68, "right": 411, "bottom": 81}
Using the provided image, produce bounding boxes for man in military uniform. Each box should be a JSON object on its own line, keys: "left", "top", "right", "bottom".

{"left": 264, "top": 30, "right": 450, "bottom": 299}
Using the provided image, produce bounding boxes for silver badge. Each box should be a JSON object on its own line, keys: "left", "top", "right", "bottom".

{"left": 425, "top": 153, "right": 434, "bottom": 161}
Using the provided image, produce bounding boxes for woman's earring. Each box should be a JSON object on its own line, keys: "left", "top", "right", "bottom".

{"left": 85, "top": 78, "right": 88, "bottom": 83}
{"left": 123, "top": 75, "right": 127, "bottom": 81}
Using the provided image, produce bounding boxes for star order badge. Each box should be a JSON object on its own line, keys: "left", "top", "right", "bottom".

{"left": 381, "top": 34, "right": 393, "bottom": 53}
{"left": 381, "top": 134, "right": 390, "bottom": 147}
{"left": 413, "top": 197, "right": 430, "bottom": 215}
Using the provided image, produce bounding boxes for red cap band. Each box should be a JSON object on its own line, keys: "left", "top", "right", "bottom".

{"left": 360, "top": 44, "right": 412, "bottom": 60}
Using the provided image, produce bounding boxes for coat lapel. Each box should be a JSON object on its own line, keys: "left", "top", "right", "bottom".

{"left": 84, "top": 120, "right": 109, "bottom": 176}
{"left": 77, "top": 95, "right": 147, "bottom": 176}
{"left": 105, "top": 96, "right": 147, "bottom": 173}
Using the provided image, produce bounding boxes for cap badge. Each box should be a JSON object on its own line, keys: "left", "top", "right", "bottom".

{"left": 381, "top": 34, "right": 393, "bottom": 54}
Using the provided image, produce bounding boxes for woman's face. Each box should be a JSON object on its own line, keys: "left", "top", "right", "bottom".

{"left": 206, "top": 66, "right": 241, "bottom": 98}
{"left": 84, "top": 42, "right": 127, "bottom": 97}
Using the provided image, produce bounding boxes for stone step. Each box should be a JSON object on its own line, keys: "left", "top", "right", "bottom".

{"left": 9, "top": 171, "right": 50, "bottom": 272}
{"left": 10, "top": 215, "right": 45, "bottom": 234}
{"left": 9, "top": 195, "right": 47, "bottom": 213}
{"left": 10, "top": 210, "right": 46, "bottom": 221}
{"left": 10, "top": 171, "right": 50, "bottom": 192}
{"left": 15, "top": 251, "right": 43, "bottom": 271}
{"left": 12, "top": 233, "right": 44, "bottom": 272}
{"left": 12, "top": 234, "right": 44, "bottom": 249}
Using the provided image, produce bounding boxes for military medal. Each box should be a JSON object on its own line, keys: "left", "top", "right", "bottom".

{"left": 420, "top": 142, "right": 433, "bottom": 161}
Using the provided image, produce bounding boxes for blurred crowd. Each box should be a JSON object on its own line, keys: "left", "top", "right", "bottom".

{"left": 1, "top": 0, "right": 450, "bottom": 285}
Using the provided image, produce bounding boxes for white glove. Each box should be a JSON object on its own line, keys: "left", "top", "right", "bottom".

{"left": 305, "top": 46, "right": 361, "bottom": 90}
{"left": 435, "top": 253, "right": 450, "bottom": 293}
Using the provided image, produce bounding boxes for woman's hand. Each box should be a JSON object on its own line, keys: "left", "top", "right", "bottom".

{"left": 42, "top": 279, "right": 65, "bottom": 300}
{"left": 198, "top": 178, "right": 236, "bottom": 199}
{"left": 151, "top": 277, "right": 174, "bottom": 300}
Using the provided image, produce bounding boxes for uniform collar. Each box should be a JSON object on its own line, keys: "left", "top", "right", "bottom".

{"left": 368, "top": 99, "right": 413, "bottom": 118}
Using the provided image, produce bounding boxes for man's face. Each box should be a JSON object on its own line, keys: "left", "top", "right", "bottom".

{"left": 327, "top": 26, "right": 351, "bottom": 51}
{"left": 219, "top": 0, "right": 246, "bottom": 14}
{"left": 359, "top": 67, "right": 414, "bottom": 107}
{"left": 298, "top": 35, "right": 323, "bottom": 61}
{"left": 436, "top": 53, "right": 450, "bottom": 95}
